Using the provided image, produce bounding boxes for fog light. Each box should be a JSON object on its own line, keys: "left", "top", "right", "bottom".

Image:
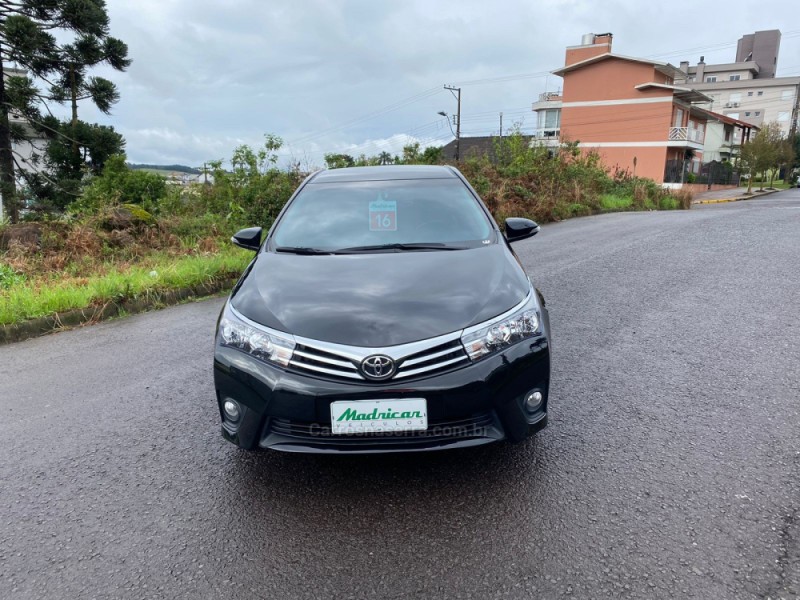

{"left": 223, "top": 399, "right": 241, "bottom": 421}
{"left": 525, "top": 390, "right": 543, "bottom": 412}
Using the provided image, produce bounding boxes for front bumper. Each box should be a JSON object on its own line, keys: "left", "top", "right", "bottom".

{"left": 213, "top": 329, "right": 550, "bottom": 454}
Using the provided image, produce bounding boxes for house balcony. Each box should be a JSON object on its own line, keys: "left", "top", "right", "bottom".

{"left": 532, "top": 92, "right": 563, "bottom": 112}
{"left": 538, "top": 91, "right": 562, "bottom": 102}
{"left": 668, "top": 127, "right": 704, "bottom": 145}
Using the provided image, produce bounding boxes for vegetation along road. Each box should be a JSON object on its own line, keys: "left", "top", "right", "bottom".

{"left": 1, "top": 190, "right": 799, "bottom": 599}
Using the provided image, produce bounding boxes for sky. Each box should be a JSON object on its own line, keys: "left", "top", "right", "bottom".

{"left": 61, "top": 0, "right": 800, "bottom": 168}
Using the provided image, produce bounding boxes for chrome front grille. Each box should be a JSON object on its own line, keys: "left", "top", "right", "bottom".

{"left": 288, "top": 331, "right": 471, "bottom": 382}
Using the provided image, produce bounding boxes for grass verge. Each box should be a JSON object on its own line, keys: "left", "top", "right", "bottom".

{"left": 599, "top": 194, "right": 634, "bottom": 212}
{"left": 0, "top": 248, "right": 249, "bottom": 326}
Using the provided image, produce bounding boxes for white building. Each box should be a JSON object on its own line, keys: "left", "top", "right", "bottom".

{"left": 675, "top": 30, "right": 800, "bottom": 136}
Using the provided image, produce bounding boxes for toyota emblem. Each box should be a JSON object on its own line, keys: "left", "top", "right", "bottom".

{"left": 360, "top": 354, "right": 396, "bottom": 380}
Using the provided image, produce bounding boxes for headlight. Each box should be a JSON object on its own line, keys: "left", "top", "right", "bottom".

{"left": 461, "top": 291, "right": 541, "bottom": 361}
{"left": 218, "top": 304, "right": 295, "bottom": 367}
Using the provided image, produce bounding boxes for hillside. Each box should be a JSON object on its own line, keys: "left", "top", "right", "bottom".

{"left": 128, "top": 163, "right": 201, "bottom": 175}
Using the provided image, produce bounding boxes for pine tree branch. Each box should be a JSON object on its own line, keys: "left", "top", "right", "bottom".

{"left": 2, "top": 103, "right": 83, "bottom": 145}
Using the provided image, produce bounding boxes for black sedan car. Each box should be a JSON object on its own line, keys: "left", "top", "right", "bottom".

{"left": 214, "top": 165, "right": 551, "bottom": 453}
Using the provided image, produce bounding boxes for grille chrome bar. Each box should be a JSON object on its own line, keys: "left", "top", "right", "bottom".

{"left": 293, "top": 349, "right": 357, "bottom": 370}
{"left": 394, "top": 355, "right": 469, "bottom": 379}
{"left": 401, "top": 346, "right": 464, "bottom": 368}
{"left": 288, "top": 359, "right": 363, "bottom": 379}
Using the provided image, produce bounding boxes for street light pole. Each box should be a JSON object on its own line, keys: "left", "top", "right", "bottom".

{"left": 444, "top": 85, "right": 461, "bottom": 160}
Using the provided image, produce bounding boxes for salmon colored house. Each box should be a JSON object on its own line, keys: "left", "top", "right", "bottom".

{"left": 532, "top": 34, "right": 720, "bottom": 185}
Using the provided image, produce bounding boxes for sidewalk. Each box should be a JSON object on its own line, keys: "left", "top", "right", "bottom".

{"left": 691, "top": 186, "right": 782, "bottom": 205}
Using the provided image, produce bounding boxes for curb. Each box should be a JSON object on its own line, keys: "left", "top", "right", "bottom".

{"left": 0, "top": 277, "right": 238, "bottom": 346}
{"left": 692, "top": 188, "right": 782, "bottom": 205}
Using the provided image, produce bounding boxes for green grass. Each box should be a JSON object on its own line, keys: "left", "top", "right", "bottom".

{"left": 658, "top": 197, "right": 679, "bottom": 210}
{"left": 767, "top": 179, "right": 795, "bottom": 190}
{"left": 0, "top": 248, "right": 250, "bottom": 325}
{"left": 599, "top": 194, "right": 634, "bottom": 212}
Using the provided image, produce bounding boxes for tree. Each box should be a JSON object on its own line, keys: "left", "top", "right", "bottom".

{"left": 739, "top": 125, "right": 779, "bottom": 193}
{"left": 324, "top": 153, "right": 355, "bottom": 169}
{"left": 0, "top": 0, "right": 130, "bottom": 222}
{"left": 740, "top": 123, "right": 795, "bottom": 190}
{"left": 399, "top": 142, "right": 421, "bottom": 164}
{"left": 27, "top": 116, "right": 124, "bottom": 210}
{"left": 420, "top": 145, "right": 443, "bottom": 165}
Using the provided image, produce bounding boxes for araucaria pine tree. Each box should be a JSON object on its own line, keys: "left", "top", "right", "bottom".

{"left": 0, "top": 0, "right": 130, "bottom": 221}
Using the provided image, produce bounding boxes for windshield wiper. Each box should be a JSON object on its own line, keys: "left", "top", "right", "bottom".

{"left": 274, "top": 246, "right": 333, "bottom": 255}
{"left": 334, "top": 242, "right": 466, "bottom": 253}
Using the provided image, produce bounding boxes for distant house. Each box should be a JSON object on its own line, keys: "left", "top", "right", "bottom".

{"left": 441, "top": 135, "right": 532, "bottom": 162}
{"left": 4, "top": 67, "right": 48, "bottom": 177}
{"left": 692, "top": 108, "right": 758, "bottom": 163}
{"left": 531, "top": 33, "right": 757, "bottom": 186}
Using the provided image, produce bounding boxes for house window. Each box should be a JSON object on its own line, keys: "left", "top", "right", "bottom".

{"left": 725, "top": 129, "right": 731, "bottom": 142}
{"left": 537, "top": 108, "right": 561, "bottom": 133}
{"left": 755, "top": 111, "right": 760, "bottom": 116}
{"left": 747, "top": 91, "right": 754, "bottom": 96}
{"left": 729, "top": 75, "right": 740, "bottom": 81}
{"left": 757, "top": 91, "right": 763, "bottom": 96}
{"left": 745, "top": 112, "right": 751, "bottom": 116}
{"left": 778, "top": 112, "right": 790, "bottom": 122}
{"left": 705, "top": 76, "right": 717, "bottom": 82}
{"left": 782, "top": 90, "right": 794, "bottom": 101}
{"left": 728, "top": 113, "right": 740, "bottom": 119}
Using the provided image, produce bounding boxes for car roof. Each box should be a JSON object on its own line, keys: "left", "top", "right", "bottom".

{"left": 309, "top": 165, "right": 458, "bottom": 183}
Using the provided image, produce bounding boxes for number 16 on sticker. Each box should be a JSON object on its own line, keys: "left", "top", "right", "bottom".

{"left": 369, "top": 199, "right": 397, "bottom": 231}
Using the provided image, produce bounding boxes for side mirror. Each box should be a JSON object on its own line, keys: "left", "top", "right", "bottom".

{"left": 504, "top": 218, "right": 540, "bottom": 243}
{"left": 231, "top": 227, "right": 263, "bottom": 251}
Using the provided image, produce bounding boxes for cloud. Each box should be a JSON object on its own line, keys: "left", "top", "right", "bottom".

{"left": 64, "top": 0, "right": 799, "bottom": 165}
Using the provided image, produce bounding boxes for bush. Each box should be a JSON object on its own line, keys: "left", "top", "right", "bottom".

{"left": 659, "top": 197, "right": 679, "bottom": 210}
{"left": 203, "top": 135, "right": 302, "bottom": 228}
{"left": 600, "top": 194, "right": 633, "bottom": 211}
{"left": 454, "top": 131, "right": 687, "bottom": 223}
{"left": 72, "top": 155, "right": 167, "bottom": 214}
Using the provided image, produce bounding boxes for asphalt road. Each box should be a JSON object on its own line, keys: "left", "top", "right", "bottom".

{"left": 2, "top": 190, "right": 799, "bottom": 599}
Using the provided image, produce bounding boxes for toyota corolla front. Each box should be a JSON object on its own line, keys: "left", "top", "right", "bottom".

{"left": 213, "top": 165, "right": 551, "bottom": 453}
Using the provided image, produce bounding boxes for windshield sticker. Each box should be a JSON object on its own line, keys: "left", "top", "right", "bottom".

{"left": 369, "top": 197, "right": 397, "bottom": 231}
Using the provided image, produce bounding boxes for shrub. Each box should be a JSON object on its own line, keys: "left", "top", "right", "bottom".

{"left": 659, "top": 197, "right": 680, "bottom": 210}
{"left": 72, "top": 155, "right": 167, "bottom": 214}
{"left": 204, "top": 135, "right": 303, "bottom": 228}
{"left": 599, "top": 194, "right": 633, "bottom": 211}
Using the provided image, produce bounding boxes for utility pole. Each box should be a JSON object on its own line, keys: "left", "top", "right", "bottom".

{"left": 444, "top": 85, "right": 461, "bottom": 160}
{"left": 790, "top": 82, "right": 800, "bottom": 140}
{"left": 500, "top": 112, "right": 503, "bottom": 138}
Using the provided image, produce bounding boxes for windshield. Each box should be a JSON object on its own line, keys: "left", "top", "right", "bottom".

{"left": 271, "top": 178, "right": 494, "bottom": 252}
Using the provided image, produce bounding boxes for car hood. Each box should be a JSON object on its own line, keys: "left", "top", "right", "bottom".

{"left": 231, "top": 244, "right": 530, "bottom": 347}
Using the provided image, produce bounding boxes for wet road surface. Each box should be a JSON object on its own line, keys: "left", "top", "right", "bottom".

{"left": 1, "top": 190, "right": 799, "bottom": 599}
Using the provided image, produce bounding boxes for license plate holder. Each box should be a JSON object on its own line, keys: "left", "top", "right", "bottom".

{"left": 330, "top": 398, "right": 428, "bottom": 435}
